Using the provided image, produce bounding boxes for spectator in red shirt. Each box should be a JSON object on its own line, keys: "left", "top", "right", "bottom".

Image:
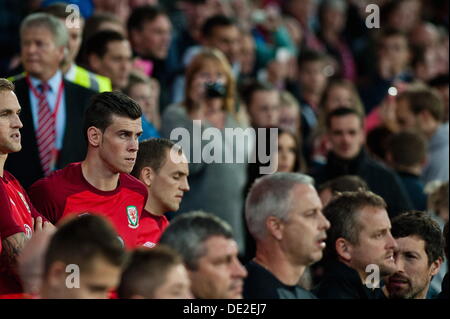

{"left": 131, "top": 138, "right": 190, "bottom": 247}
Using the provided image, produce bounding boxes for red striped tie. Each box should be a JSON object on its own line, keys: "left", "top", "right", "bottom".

{"left": 36, "top": 83, "right": 55, "bottom": 176}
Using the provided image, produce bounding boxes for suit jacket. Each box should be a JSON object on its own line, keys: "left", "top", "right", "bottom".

{"left": 5, "top": 76, "right": 97, "bottom": 189}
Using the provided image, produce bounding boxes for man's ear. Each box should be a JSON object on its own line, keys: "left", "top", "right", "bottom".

{"left": 139, "top": 166, "right": 155, "bottom": 187}
{"left": 336, "top": 237, "right": 352, "bottom": 262}
{"left": 88, "top": 54, "right": 102, "bottom": 73}
{"left": 430, "top": 257, "right": 443, "bottom": 277}
{"left": 266, "top": 216, "right": 284, "bottom": 241}
{"left": 87, "top": 126, "right": 101, "bottom": 147}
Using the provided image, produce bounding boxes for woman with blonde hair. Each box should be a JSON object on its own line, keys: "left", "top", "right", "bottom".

{"left": 161, "top": 48, "right": 250, "bottom": 253}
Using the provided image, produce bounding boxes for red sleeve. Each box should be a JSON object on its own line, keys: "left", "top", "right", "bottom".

{"left": 28, "top": 177, "right": 64, "bottom": 225}
{"left": 0, "top": 182, "right": 23, "bottom": 239}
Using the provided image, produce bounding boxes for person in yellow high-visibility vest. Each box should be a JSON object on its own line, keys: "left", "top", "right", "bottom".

{"left": 39, "top": 3, "right": 112, "bottom": 92}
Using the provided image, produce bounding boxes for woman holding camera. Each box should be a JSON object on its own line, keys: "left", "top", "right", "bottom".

{"left": 161, "top": 48, "right": 250, "bottom": 253}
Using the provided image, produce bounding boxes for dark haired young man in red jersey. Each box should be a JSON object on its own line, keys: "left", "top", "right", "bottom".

{"left": 29, "top": 91, "right": 147, "bottom": 249}
{"left": 130, "top": 138, "right": 190, "bottom": 248}
{"left": 0, "top": 78, "right": 54, "bottom": 295}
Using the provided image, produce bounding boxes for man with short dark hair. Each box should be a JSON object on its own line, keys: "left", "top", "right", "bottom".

{"left": 117, "top": 246, "right": 192, "bottom": 299}
{"left": 85, "top": 30, "right": 133, "bottom": 91}
{"left": 296, "top": 50, "right": 330, "bottom": 143}
{"left": 128, "top": 5, "right": 172, "bottom": 61}
{"left": 385, "top": 211, "right": 444, "bottom": 299}
{"left": 313, "top": 107, "right": 413, "bottom": 217}
{"left": 396, "top": 87, "right": 449, "bottom": 183}
{"left": 201, "top": 15, "right": 240, "bottom": 68}
{"left": 40, "top": 214, "right": 127, "bottom": 299}
{"left": 29, "top": 91, "right": 147, "bottom": 249}
{"left": 130, "top": 138, "right": 189, "bottom": 247}
{"left": 241, "top": 80, "right": 280, "bottom": 129}
{"left": 313, "top": 190, "right": 398, "bottom": 299}
{"left": 386, "top": 131, "right": 428, "bottom": 211}
{"left": 159, "top": 211, "right": 247, "bottom": 299}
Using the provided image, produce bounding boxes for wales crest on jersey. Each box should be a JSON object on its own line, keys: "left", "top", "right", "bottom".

{"left": 127, "top": 205, "right": 139, "bottom": 229}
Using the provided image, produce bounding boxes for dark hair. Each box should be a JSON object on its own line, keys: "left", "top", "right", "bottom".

{"left": 38, "top": 2, "right": 80, "bottom": 20}
{"left": 387, "top": 130, "right": 427, "bottom": 167}
{"left": 297, "top": 49, "right": 329, "bottom": 68}
{"left": 376, "top": 27, "right": 409, "bottom": 48}
{"left": 84, "top": 91, "right": 142, "bottom": 141}
{"left": 391, "top": 211, "right": 444, "bottom": 265}
{"left": 85, "top": 30, "right": 126, "bottom": 59}
{"left": 396, "top": 87, "right": 444, "bottom": 122}
{"left": 201, "top": 15, "right": 236, "bottom": 38}
{"left": 44, "top": 214, "right": 126, "bottom": 276}
{"left": 240, "top": 79, "right": 277, "bottom": 108}
{"left": 318, "top": 175, "right": 369, "bottom": 194}
{"left": 324, "top": 190, "right": 387, "bottom": 260}
{"left": 131, "top": 138, "right": 181, "bottom": 177}
{"left": 117, "top": 245, "right": 183, "bottom": 298}
{"left": 159, "top": 211, "right": 233, "bottom": 270}
{"left": 127, "top": 5, "right": 166, "bottom": 33}
{"left": 325, "top": 107, "right": 363, "bottom": 129}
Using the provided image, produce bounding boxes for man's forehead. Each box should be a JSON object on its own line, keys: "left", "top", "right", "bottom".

{"left": 396, "top": 235, "right": 426, "bottom": 251}
{"left": 108, "top": 115, "right": 142, "bottom": 129}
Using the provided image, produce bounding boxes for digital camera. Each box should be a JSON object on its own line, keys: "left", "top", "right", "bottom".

{"left": 205, "top": 82, "right": 226, "bottom": 99}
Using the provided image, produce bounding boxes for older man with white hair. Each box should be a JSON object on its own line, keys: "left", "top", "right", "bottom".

{"left": 243, "top": 172, "right": 330, "bottom": 299}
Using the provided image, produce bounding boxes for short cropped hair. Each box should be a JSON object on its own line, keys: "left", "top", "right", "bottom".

{"left": 245, "top": 173, "right": 314, "bottom": 241}
{"left": 387, "top": 130, "right": 427, "bottom": 167}
{"left": 83, "top": 91, "right": 142, "bottom": 141}
{"left": 44, "top": 214, "right": 126, "bottom": 276}
{"left": 117, "top": 245, "right": 183, "bottom": 298}
{"left": 240, "top": 80, "right": 277, "bottom": 108}
{"left": 131, "top": 138, "right": 181, "bottom": 177}
{"left": 0, "top": 78, "right": 15, "bottom": 92}
{"left": 391, "top": 211, "right": 444, "bottom": 265}
{"left": 20, "top": 12, "right": 68, "bottom": 48}
{"left": 297, "top": 49, "right": 329, "bottom": 69}
{"left": 127, "top": 5, "right": 167, "bottom": 33}
{"left": 324, "top": 190, "right": 387, "bottom": 260}
{"left": 159, "top": 211, "right": 234, "bottom": 270}
{"left": 396, "top": 87, "right": 444, "bottom": 122}
{"left": 201, "top": 15, "right": 237, "bottom": 38}
{"left": 325, "top": 107, "right": 364, "bottom": 129}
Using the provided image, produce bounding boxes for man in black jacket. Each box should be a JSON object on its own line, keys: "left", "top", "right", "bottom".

{"left": 312, "top": 107, "right": 413, "bottom": 217}
{"left": 6, "top": 13, "right": 96, "bottom": 189}
{"left": 313, "top": 190, "right": 397, "bottom": 299}
{"left": 244, "top": 173, "right": 330, "bottom": 299}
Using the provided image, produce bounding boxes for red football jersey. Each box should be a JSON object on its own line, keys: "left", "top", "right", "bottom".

{"left": 137, "top": 209, "right": 169, "bottom": 248}
{"left": 0, "top": 171, "right": 43, "bottom": 294}
{"left": 28, "top": 163, "right": 148, "bottom": 249}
